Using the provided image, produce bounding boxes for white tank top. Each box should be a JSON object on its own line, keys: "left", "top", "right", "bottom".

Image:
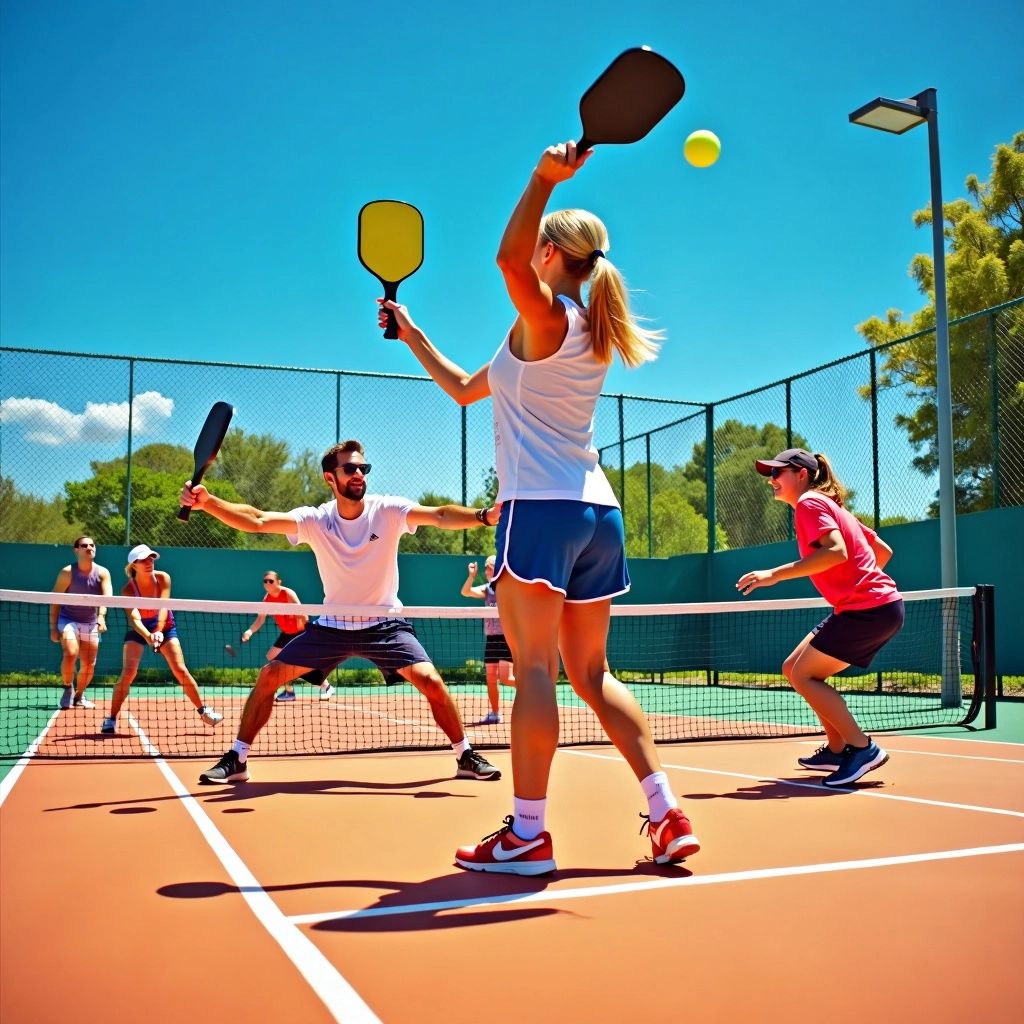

{"left": 488, "top": 296, "right": 618, "bottom": 506}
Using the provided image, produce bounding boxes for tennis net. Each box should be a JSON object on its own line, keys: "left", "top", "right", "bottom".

{"left": 0, "top": 585, "right": 994, "bottom": 759}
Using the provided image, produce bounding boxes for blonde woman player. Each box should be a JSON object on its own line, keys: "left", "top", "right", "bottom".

{"left": 736, "top": 449, "right": 904, "bottom": 787}
{"left": 461, "top": 556, "right": 515, "bottom": 724}
{"left": 101, "top": 544, "right": 224, "bottom": 734}
{"left": 49, "top": 536, "right": 113, "bottom": 710}
{"left": 240, "top": 571, "right": 334, "bottom": 702}
{"left": 382, "top": 140, "right": 700, "bottom": 875}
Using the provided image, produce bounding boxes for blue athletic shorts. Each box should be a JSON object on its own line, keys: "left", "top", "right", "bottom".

{"left": 810, "top": 599, "right": 905, "bottom": 669}
{"left": 273, "top": 619, "right": 431, "bottom": 676}
{"left": 493, "top": 499, "right": 630, "bottom": 602}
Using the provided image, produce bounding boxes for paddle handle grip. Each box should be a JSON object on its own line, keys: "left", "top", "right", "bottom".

{"left": 577, "top": 135, "right": 593, "bottom": 153}
{"left": 382, "top": 283, "right": 400, "bottom": 340}
{"left": 177, "top": 468, "right": 207, "bottom": 522}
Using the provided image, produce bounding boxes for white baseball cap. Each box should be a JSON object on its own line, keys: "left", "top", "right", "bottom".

{"left": 127, "top": 544, "right": 160, "bottom": 563}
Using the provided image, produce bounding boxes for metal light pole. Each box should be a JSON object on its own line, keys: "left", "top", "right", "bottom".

{"left": 849, "top": 89, "right": 958, "bottom": 590}
{"left": 850, "top": 90, "right": 960, "bottom": 708}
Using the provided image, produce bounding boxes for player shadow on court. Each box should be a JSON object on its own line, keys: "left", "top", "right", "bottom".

{"left": 42, "top": 776, "right": 476, "bottom": 814}
{"left": 681, "top": 776, "right": 886, "bottom": 801}
{"left": 158, "top": 859, "right": 685, "bottom": 933}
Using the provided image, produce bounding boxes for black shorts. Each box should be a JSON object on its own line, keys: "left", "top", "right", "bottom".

{"left": 273, "top": 619, "right": 431, "bottom": 676}
{"left": 483, "top": 633, "right": 513, "bottom": 664}
{"left": 809, "top": 599, "right": 905, "bottom": 669}
{"left": 273, "top": 630, "right": 302, "bottom": 649}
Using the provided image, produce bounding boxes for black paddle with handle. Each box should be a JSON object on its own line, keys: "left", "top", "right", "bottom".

{"left": 358, "top": 200, "right": 424, "bottom": 340}
{"left": 177, "top": 401, "right": 235, "bottom": 522}
{"left": 577, "top": 47, "right": 685, "bottom": 152}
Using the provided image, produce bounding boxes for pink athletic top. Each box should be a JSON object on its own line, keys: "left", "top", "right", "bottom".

{"left": 794, "top": 492, "right": 901, "bottom": 612}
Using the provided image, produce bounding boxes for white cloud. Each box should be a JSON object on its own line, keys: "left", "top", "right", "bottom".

{"left": 0, "top": 391, "right": 174, "bottom": 446}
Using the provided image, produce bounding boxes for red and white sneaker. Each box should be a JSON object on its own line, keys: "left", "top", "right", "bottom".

{"left": 642, "top": 808, "right": 700, "bottom": 864}
{"left": 455, "top": 815, "right": 556, "bottom": 876}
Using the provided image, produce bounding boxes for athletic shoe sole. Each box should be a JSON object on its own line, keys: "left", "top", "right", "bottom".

{"left": 198, "top": 767, "right": 250, "bottom": 784}
{"left": 823, "top": 751, "right": 889, "bottom": 787}
{"left": 797, "top": 759, "right": 843, "bottom": 772}
{"left": 456, "top": 767, "right": 502, "bottom": 781}
{"left": 655, "top": 835, "right": 702, "bottom": 864}
{"left": 454, "top": 856, "right": 556, "bottom": 876}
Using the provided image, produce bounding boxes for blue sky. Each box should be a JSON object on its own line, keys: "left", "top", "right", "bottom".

{"left": 2, "top": 0, "right": 1020, "bottom": 409}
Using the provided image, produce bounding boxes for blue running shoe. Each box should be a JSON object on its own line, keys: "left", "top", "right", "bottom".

{"left": 275, "top": 690, "right": 297, "bottom": 702}
{"left": 823, "top": 741, "right": 889, "bottom": 787}
{"left": 798, "top": 743, "right": 847, "bottom": 771}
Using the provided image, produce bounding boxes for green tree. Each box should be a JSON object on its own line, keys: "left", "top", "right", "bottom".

{"left": 681, "top": 420, "right": 812, "bottom": 548}
{"left": 608, "top": 461, "right": 722, "bottom": 555}
{"left": 63, "top": 447, "right": 244, "bottom": 547}
{"left": 857, "top": 132, "right": 1024, "bottom": 512}
{"left": 0, "top": 476, "right": 84, "bottom": 543}
{"left": 399, "top": 469, "right": 499, "bottom": 555}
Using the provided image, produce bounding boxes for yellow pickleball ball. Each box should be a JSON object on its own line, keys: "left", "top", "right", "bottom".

{"left": 684, "top": 130, "right": 721, "bottom": 168}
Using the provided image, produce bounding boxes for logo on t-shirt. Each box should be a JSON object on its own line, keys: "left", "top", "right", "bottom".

{"left": 369, "top": 533, "right": 379, "bottom": 542}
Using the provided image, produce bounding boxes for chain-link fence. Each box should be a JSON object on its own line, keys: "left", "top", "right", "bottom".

{"left": 597, "top": 296, "right": 1024, "bottom": 551}
{"left": 3, "top": 297, "right": 1021, "bottom": 555}
{"left": 0, "top": 348, "right": 696, "bottom": 553}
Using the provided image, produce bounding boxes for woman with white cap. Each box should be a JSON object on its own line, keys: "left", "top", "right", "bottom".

{"left": 102, "top": 544, "right": 223, "bottom": 734}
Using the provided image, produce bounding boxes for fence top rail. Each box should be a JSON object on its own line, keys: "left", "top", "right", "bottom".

{"left": 597, "top": 406, "right": 707, "bottom": 451}
{"left": 0, "top": 345, "right": 703, "bottom": 408}
{"left": 3, "top": 295, "right": 1018, "bottom": 410}
{"left": 707, "top": 295, "right": 1024, "bottom": 410}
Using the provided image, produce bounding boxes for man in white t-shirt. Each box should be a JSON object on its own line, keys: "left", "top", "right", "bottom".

{"left": 180, "top": 439, "right": 502, "bottom": 785}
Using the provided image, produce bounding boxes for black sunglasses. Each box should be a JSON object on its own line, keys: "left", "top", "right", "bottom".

{"left": 263, "top": 578, "right": 276, "bottom": 584}
{"left": 769, "top": 466, "right": 796, "bottom": 479}
{"left": 338, "top": 462, "right": 371, "bottom": 476}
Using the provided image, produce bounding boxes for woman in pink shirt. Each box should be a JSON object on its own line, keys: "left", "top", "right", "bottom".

{"left": 736, "top": 448, "right": 904, "bottom": 787}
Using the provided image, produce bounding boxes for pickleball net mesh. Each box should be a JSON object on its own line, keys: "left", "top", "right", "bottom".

{"left": 0, "top": 586, "right": 992, "bottom": 759}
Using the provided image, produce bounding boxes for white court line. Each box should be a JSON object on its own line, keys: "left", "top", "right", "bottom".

{"left": 879, "top": 748, "right": 1024, "bottom": 765}
{"left": 127, "top": 714, "right": 381, "bottom": 1024}
{"left": 567, "top": 749, "right": 1024, "bottom": 819}
{"left": 0, "top": 711, "right": 60, "bottom": 809}
{"left": 286, "top": 842, "right": 1024, "bottom": 926}
{"left": 887, "top": 733, "right": 1024, "bottom": 748}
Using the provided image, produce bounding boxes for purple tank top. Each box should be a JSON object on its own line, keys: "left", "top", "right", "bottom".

{"left": 62, "top": 564, "right": 103, "bottom": 623}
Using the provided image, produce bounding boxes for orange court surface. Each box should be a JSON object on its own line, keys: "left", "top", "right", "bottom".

{"left": 2, "top": 728, "right": 1023, "bottom": 1023}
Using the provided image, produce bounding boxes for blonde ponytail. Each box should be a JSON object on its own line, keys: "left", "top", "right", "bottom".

{"left": 541, "top": 209, "right": 661, "bottom": 368}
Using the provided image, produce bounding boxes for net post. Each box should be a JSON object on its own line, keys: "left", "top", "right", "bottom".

{"left": 976, "top": 584, "right": 998, "bottom": 729}
{"left": 940, "top": 592, "right": 962, "bottom": 708}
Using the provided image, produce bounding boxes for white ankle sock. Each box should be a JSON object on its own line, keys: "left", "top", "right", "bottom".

{"left": 232, "top": 740, "right": 251, "bottom": 762}
{"left": 641, "top": 771, "right": 677, "bottom": 822}
{"left": 452, "top": 738, "right": 470, "bottom": 758}
{"left": 513, "top": 797, "right": 547, "bottom": 840}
